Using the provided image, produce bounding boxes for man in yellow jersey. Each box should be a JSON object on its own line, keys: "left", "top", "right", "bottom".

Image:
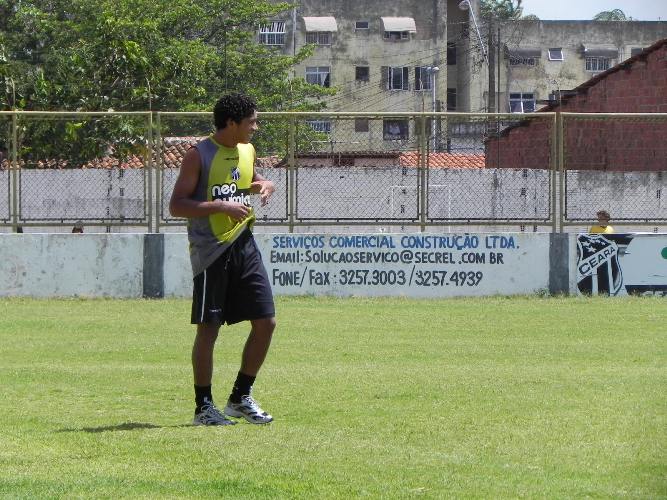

{"left": 170, "top": 94, "right": 276, "bottom": 425}
{"left": 589, "top": 210, "right": 615, "bottom": 234}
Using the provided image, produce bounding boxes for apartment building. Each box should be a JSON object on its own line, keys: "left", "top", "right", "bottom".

{"left": 260, "top": 0, "right": 666, "bottom": 148}
{"left": 497, "top": 20, "right": 667, "bottom": 113}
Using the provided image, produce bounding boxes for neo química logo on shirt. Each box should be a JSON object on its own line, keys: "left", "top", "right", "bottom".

{"left": 211, "top": 183, "right": 250, "bottom": 206}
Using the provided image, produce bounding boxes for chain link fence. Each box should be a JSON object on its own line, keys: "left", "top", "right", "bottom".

{"left": 432, "top": 114, "right": 553, "bottom": 223}
{"left": 0, "top": 114, "right": 10, "bottom": 224}
{"left": 2, "top": 111, "right": 151, "bottom": 230}
{"left": 292, "top": 114, "right": 419, "bottom": 222}
{"left": 0, "top": 110, "right": 665, "bottom": 232}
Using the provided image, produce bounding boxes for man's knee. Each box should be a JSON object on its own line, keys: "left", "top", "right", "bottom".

{"left": 253, "top": 316, "right": 276, "bottom": 335}
{"left": 196, "top": 323, "right": 220, "bottom": 342}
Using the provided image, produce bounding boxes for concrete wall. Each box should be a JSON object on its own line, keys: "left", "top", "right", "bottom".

{"left": 0, "top": 234, "right": 143, "bottom": 297}
{"left": 0, "top": 232, "right": 568, "bottom": 298}
{"left": 2, "top": 232, "right": 664, "bottom": 298}
{"left": 9, "top": 166, "right": 664, "bottom": 227}
{"left": 18, "top": 169, "right": 146, "bottom": 221}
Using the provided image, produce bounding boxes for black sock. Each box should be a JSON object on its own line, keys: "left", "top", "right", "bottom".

{"left": 230, "top": 372, "right": 256, "bottom": 403}
{"left": 194, "top": 384, "right": 213, "bottom": 411}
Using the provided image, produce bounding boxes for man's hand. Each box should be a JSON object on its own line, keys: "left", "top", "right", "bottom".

{"left": 250, "top": 179, "right": 275, "bottom": 206}
{"left": 214, "top": 199, "right": 250, "bottom": 222}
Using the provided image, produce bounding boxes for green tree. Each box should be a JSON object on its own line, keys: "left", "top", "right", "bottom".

{"left": 480, "top": 0, "right": 524, "bottom": 20}
{"left": 593, "top": 9, "right": 631, "bottom": 21}
{"left": 0, "top": 0, "right": 332, "bottom": 161}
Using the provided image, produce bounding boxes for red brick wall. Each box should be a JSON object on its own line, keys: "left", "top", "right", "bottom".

{"left": 486, "top": 42, "right": 667, "bottom": 171}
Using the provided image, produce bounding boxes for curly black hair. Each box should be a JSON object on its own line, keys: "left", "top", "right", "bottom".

{"left": 213, "top": 93, "right": 257, "bottom": 130}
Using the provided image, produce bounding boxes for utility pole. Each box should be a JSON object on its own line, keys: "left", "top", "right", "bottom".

{"left": 488, "top": 20, "right": 495, "bottom": 112}
{"left": 497, "top": 25, "right": 501, "bottom": 113}
{"left": 427, "top": 66, "right": 440, "bottom": 151}
{"left": 458, "top": 0, "right": 489, "bottom": 112}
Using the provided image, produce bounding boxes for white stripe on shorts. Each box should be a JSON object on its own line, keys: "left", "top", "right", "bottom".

{"left": 200, "top": 269, "right": 207, "bottom": 323}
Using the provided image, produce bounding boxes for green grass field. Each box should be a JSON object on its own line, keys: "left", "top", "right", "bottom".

{"left": 0, "top": 296, "right": 665, "bottom": 498}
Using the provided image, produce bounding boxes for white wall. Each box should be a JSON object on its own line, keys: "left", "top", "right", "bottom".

{"left": 254, "top": 232, "right": 550, "bottom": 297}
{"left": 0, "top": 234, "right": 143, "bottom": 297}
{"left": 0, "top": 232, "right": 553, "bottom": 298}
{"left": 163, "top": 233, "right": 192, "bottom": 298}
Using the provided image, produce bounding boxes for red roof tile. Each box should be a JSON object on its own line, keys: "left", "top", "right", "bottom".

{"left": 0, "top": 142, "right": 486, "bottom": 170}
{"left": 400, "top": 151, "right": 486, "bottom": 168}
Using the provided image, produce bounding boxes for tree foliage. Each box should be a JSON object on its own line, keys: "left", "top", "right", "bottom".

{"left": 593, "top": 9, "right": 631, "bottom": 21}
{"left": 480, "top": 0, "right": 539, "bottom": 21}
{"left": 0, "top": 0, "right": 332, "bottom": 161}
{"left": 480, "top": 0, "right": 524, "bottom": 20}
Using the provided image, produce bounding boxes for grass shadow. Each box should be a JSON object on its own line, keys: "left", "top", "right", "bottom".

{"left": 57, "top": 422, "right": 192, "bottom": 433}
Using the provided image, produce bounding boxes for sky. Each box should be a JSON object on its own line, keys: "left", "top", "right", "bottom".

{"left": 520, "top": 0, "right": 667, "bottom": 21}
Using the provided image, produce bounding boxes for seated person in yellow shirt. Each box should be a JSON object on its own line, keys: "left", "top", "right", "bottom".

{"left": 589, "top": 210, "right": 614, "bottom": 234}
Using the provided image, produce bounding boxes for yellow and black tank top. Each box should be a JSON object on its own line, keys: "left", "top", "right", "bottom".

{"left": 187, "top": 135, "right": 255, "bottom": 276}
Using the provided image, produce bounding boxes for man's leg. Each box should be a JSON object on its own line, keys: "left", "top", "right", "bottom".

{"left": 240, "top": 317, "right": 276, "bottom": 376}
{"left": 192, "top": 323, "right": 235, "bottom": 426}
{"left": 192, "top": 322, "right": 219, "bottom": 386}
{"left": 225, "top": 317, "right": 276, "bottom": 423}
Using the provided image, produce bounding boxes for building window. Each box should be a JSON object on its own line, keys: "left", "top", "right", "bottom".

{"left": 383, "top": 120, "right": 409, "bottom": 140}
{"left": 355, "top": 20, "right": 369, "bottom": 30}
{"left": 585, "top": 56, "right": 611, "bottom": 72}
{"left": 384, "top": 31, "right": 410, "bottom": 41}
{"left": 510, "top": 56, "right": 538, "bottom": 66}
{"left": 630, "top": 47, "right": 647, "bottom": 57}
{"left": 447, "top": 43, "right": 457, "bottom": 65}
{"left": 509, "top": 92, "right": 535, "bottom": 113}
{"left": 355, "top": 66, "right": 369, "bottom": 82}
{"left": 387, "top": 67, "right": 409, "bottom": 90}
{"left": 414, "top": 67, "right": 432, "bottom": 91}
{"left": 547, "top": 48, "right": 563, "bottom": 61}
{"left": 355, "top": 119, "right": 369, "bottom": 132}
{"left": 305, "top": 32, "right": 331, "bottom": 45}
{"left": 306, "top": 120, "right": 331, "bottom": 134}
{"left": 259, "top": 22, "right": 286, "bottom": 46}
{"left": 305, "top": 66, "right": 330, "bottom": 87}
{"left": 447, "top": 88, "right": 456, "bottom": 111}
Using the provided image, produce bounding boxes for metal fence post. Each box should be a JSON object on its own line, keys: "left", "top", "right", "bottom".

{"left": 419, "top": 115, "right": 427, "bottom": 232}
{"left": 288, "top": 115, "right": 296, "bottom": 233}
{"left": 551, "top": 113, "right": 558, "bottom": 233}
{"left": 10, "top": 112, "right": 18, "bottom": 232}
{"left": 146, "top": 112, "right": 154, "bottom": 233}
{"left": 154, "top": 112, "right": 162, "bottom": 233}
{"left": 557, "top": 112, "right": 564, "bottom": 233}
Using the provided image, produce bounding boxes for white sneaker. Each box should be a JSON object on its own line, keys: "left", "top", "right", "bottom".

{"left": 193, "top": 402, "right": 237, "bottom": 426}
{"left": 224, "top": 395, "right": 273, "bottom": 424}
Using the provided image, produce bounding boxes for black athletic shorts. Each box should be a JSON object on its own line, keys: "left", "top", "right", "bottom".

{"left": 191, "top": 230, "right": 275, "bottom": 325}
